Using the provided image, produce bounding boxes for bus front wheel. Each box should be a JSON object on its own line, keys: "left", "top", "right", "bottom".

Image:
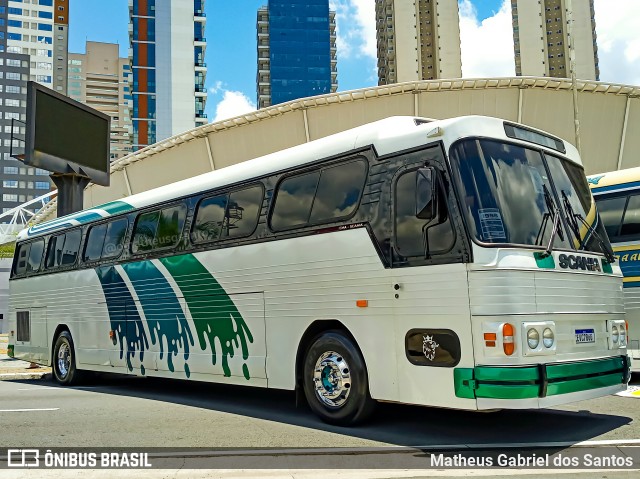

{"left": 52, "top": 331, "right": 82, "bottom": 385}
{"left": 302, "top": 331, "right": 375, "bottom": 425}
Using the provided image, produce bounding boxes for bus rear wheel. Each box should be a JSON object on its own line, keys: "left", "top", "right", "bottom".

{"left": 302, "top": 331, "right": 375, "bottom": 425}
{"left": 52, "top": 331, "right": 82, "bottom": 385}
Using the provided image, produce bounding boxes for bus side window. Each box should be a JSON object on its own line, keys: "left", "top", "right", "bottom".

{"left": 621, "top": 195, "right": 640, "bottom": 238}
{"left": 14, "top": 243, "right": 30, "bottom": 276}
{"left": 46, "top": 231, "right": 81, "bottom": 268}
{"left": 132, "top": 205, "right": 186, "bottom": 253}
{"left": 395, "top": 169, "right": 455, "bottom": 258}
{"left": 102, "top": 219, "right": 128, "bottom": 259}
{"left": 27, "top": 239, "right": 44, "bottom": 273}
{"left": 222, "top": 185, "right": 263, "bottom": 240}
{"left": 309, "top": 160, "right": 367, "bottom": 224}
{"left": 270, "top": 171, "right": 320, "bottom": 231}
{"left": 84, "top": 224, "right": 107, "bottom": 262}
{"left": 596, "top": 196, "right": 626, "bottom": 241}
{"left": 192, "top": 194, "right": 228, "bottom": 243}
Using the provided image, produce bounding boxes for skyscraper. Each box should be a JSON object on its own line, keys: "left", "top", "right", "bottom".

{"left": 376, "top": 0, "right": 462, "bottom": 85}
{"left": 511, "top": 0, "right": 599, "bottom": 80}
{"left": 3, "top": 0, "right": 68, "bottom": 92}
{"left": 257, "top": 0, "right": 337, "bottom": 109}
{"left": 68, "top": 42, "right": 133, "bottom": 162}
{"left": 130, "top": 0, "right": 207, "bottom": 150}
{"left": 0, "top": 0, "right": 57, "bottom": 217}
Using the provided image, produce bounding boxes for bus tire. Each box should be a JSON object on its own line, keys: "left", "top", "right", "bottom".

{"left": 302, "top": 331, "right": 375, "bottom": 425}
{"left": 52, "top": 331, "right": 82, "bottom": 386}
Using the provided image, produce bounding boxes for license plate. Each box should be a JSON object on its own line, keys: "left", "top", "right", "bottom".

{"left": 575, "top": 329, "right": 595, "bottom": 344}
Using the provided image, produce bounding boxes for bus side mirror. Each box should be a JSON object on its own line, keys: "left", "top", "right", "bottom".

{"left": 416, "top": 167, "right": 439, "bottom": 221}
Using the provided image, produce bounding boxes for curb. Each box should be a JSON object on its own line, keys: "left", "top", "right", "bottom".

{"left": 0, "top": 371, "right": 51, "bottom": 381}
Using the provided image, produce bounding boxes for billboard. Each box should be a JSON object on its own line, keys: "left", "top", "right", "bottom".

{"left": 21, "top": 81, "right": 111, "bottom": 186}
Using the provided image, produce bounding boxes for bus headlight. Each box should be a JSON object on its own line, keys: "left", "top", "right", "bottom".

{"left": 612, "top": 325, "right": 619, "bottom": 344}
{"left": 527, "top": 328, "right": 540, "bottom": 349}
{"left": 543, "top": 328, "right": 555, "bottom": 348}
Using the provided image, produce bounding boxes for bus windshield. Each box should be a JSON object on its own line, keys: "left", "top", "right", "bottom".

{"left": 450, "top": 139, "right": 609, "bottom": 255}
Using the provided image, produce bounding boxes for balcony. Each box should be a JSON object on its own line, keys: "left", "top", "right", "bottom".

{"left": 194, "top": 37, "right": 207, "bottom": 44}
{"left": 195, "top": 85, "right": 206, "bottom": 93}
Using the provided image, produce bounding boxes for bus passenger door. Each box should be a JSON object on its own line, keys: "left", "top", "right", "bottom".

{"left": 390, "top": 161, "right": 473, "bottom": 409}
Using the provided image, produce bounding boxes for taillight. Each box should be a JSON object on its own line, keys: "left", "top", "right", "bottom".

{"left": 503, "top": 323, "right": 515, "bottom": 356}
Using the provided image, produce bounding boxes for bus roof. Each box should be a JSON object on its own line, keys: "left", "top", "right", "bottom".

{"left": 588, "top": 166, "right": 640, "bottom": 195}
{"left": 20, "top": 115, "right": 580, "bottom": 241}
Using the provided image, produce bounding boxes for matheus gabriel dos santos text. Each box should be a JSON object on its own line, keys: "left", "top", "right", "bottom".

{"left": 431, "top": 452, "right": 634, "bottom": 468}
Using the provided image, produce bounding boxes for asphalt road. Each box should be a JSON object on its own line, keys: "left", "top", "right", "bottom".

{"left": 1, "top": 373, "right": 640, "bottom": 477}
{"left": 0, "top": 373, "right": 639, "bottom": 447}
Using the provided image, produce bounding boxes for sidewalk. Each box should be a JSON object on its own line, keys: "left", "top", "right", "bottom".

{"left": 0, "top": 333, "right": 50, "bottom": 380}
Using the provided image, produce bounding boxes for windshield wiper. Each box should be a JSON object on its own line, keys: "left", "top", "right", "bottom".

{"left": 536, "top": 185, "right": 563, "bottom": 257}
{"left": 560, "top": 190, "right": 616, "bottom": 263}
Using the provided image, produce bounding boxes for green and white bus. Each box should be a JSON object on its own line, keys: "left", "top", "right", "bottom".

{"left": 589, "top": 167, "right": 640, "bottom": 372}
{"left": 8, "top": 116, "right": 629, "bottom": 425}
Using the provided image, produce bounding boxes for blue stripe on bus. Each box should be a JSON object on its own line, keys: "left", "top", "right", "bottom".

{"left": 120, "top": 261, "right": 194, "bottom": 375}
{"left": 591, "top": 180, "right": 640, "bottom": 194}
{"left": 95, "top": 265, "right": 149, "bottom": 373}
{"left": 624, "top": 281, "right": 640, "bottom": 289}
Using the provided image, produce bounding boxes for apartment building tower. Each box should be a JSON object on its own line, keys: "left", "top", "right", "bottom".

{"left": 68, "top": 42, "right": 133, "bottom": 162}
{"left": 511, "top": 0, "right": 599, "bottom": 80}
{"left": 3, "top": 0, "right": 69, "bottom": 92}
{"left": 130, "top": 0, "right": 207, "bottom": 150}
{"left": 0, "top": 1, "right": 53, "bottom": 217}
{"left": 376, "top": 0, "right": 462, "bottom": 85}
{"left": 257, "top": 0, "right": 337, "bottom": 109}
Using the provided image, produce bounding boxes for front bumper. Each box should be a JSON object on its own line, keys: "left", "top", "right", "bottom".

{"left": 454, "top": 355, "right": 630, "bottom": 401}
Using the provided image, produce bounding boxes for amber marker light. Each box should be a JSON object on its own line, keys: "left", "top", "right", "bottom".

{"left": 356, "top": 300, "right": 368, "bottom": 308}
{"left": 502, "top": 323, "right": 515, "bottom": 356}
{"left": 484, "top": 332, "right": 497, "bottom": 348}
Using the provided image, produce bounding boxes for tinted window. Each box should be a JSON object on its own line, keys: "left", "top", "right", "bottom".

{"left": 14, "top": 240, "right": 44, "bottom": 276}
{"left": 222, "top": 185, "right": 263, "bottom": 239}
{"left": 156, "top": 206, "right": 187, "bottom": 249}
{"left": 596, "top": 196, "right": 626, "bottom": 240}
{"left": 270, "top": 171, "right": 320, "bottom": 231}
{"left": 309, "top": 160, "right": 367, "bottom": 223}
{"left": 270, "top": 160, "right": 368, "bottom": 231}
{"left": 84, "top": 223, "right": 107, "bottom": 261}
{"left": 192, "top": 195, "right": 228, "bottom": 243}
{"left": 46, "top": 230, "right": 81, "bottom": 268}
{"left": 621, "top": 195, "right": 640, "bottom": 238}
{"left": 192, "top": 185, "right": 263, "bottom": 244}
{"left": 132, "top": 205, "right": 186, "bottom": 253}
{"left": 132, "top": 210, "right": 160, "bottom": 253}
{"left": 83, "top": 218, "right": 128, "bottom": 262}
{"left": 61, "top": 230, "right": 81, "bottom": 266}
{"left": 102, "top": 219, "right": 128, "bottom": 258}
{"left": 28, "top": 240, "right": 44, "bottom": 273}
{"left": 395, "top": 169, "right": 455, "bottom": 257}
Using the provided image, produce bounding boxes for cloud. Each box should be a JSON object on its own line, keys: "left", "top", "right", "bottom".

{"left": 459, "top": 0, "right": 515, "bottom": 78}
{"left": 593, "top": 0, "right": 640, "bottom": 85}
{"left": 208, "top": 80, "right": 223, "bottom": 95}
{"left": 329, "top": 0, "right": 376, "bottom": 60}
{"left": 214, "top": 91, "right": 256, "bottom": 122}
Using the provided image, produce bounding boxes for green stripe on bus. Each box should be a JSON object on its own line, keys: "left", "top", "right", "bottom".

{"left": 159, "top": 254, "right": 254, "bottom": 380}
{"left": 454, "top": 356, "right": 627, "bottom": 400}
{"left": 98, "top": 200, "right": 135, "bottom": 216}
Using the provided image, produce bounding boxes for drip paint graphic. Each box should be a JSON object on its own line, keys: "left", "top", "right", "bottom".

{"left": 160, "top": 254, "right": 254, "bottom": 379}
{"left": 95, "top": 266, "right": 149, "bottom": 373}
{"left": 121, "top": 261, "right": 195, "bottom": 375}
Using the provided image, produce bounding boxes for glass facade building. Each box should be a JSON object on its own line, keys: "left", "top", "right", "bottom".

{"left": 257, "top": 0, "right": 337, "bottom": 109}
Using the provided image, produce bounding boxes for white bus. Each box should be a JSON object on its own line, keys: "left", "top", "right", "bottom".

{"left": 589, "top": 167, "right": 640, "bottom": 372}
{"left": 8, "top": 116, "right": 629, "bottom": 425}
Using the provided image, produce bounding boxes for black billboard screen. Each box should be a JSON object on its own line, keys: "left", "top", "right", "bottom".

{"left": 23, "top": 82, "right": 111, "bottom": 186}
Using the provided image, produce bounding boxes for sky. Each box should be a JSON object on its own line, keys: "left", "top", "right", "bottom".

{"left": 68, "top": 0, "right": 640, "bottom": 123}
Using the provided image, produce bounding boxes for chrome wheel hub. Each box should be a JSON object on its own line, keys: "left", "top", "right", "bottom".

{"left": 57, "top": 343, "right": 70, "bottom": 379}
{"left": 313, "top": 351, "right": 351, "bottom": 408}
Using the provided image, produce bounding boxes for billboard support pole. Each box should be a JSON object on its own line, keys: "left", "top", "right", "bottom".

{"left": 50, "top": 174, "right": 90, "bottom": 218}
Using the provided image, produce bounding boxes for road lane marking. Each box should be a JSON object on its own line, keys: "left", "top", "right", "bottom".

{"left": 0, "top": 408, "right": 59, "bottom": 412}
